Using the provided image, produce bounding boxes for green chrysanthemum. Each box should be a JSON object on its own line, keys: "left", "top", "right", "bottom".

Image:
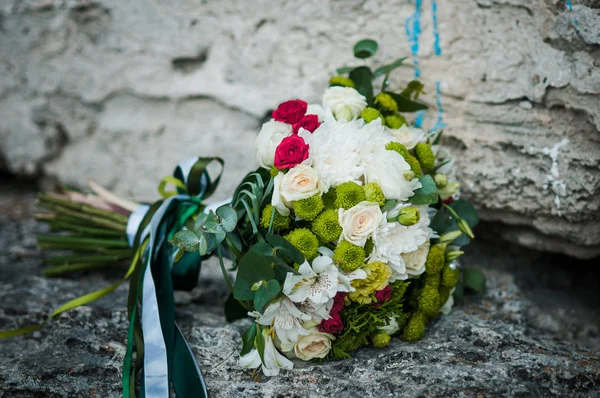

{"left": 371, "top": 331, "right": 391, "bottom": 348}
{"left": 360, "top": 107, "right": 384, "bottom": 123}
{"left": 418, "top": 284, "right": 441, "bottom": 317}
{"left": 348, "top": 261, "right": 391, "bottom": 304}
{"left": 415, "top": 142, "right": 435, "bottom": 172}
{"left": 322, "top": 188, "right": 337, "bottom": 209}
{"left": 292, "top": 194, "right": 324, "bottom": 221}
{"left": 375, "top": 93, "right": 398, "bottom": 112}
{"left": 402, "top": 311, "right": 427, "bottom": 342}
{"left": 312, "top": 209, "right": 342, "bottom": 243}
{"left": 329, "top": 75, "right": 355, "bottom": 88}
{"left": 385, "top": 114, "right": 407, "bottom": 129}
{"left": 285, "top": 228, "right": 319, "bottom": 261}
{"left": 385, "top": 142, "right": 423, "bottom": 177}
{"left": 364, "top": 238, "right": 374, "bottom": 257}
{"left": 363, "top": 182, "right": 386, "bottom": 206}
{"left": 260, "top": 204, "right": 291, "bottom": 230}
{"left": 334, "top": 181, "right": 366, "bottom": 209}
{"left": 334, "top": 241, "right": 366, "bottom": 273}
{"left": 441, "top": 264, "right": 460, "bottom": 289}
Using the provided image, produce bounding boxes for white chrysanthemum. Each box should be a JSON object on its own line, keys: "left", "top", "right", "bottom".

{"left": 365, "top": 149, "right": 422, "bottom": 201}
{"left": 322, "top": 86, "right": 367, "bottom": 122}
{"left": 254, "top": 121, "right": 292, "bottom": 169}
{"left": 387, "top": 125, "right": 425, "bottom": 150}
{"left": 355, "top": 118, "right": 390, "bottom": 166}
{"left": 302, "top": 117, "right": 365, "bottom": 191}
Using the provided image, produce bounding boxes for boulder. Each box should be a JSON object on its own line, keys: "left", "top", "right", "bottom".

{"left": 0, "top": 0, "right": 598, "bottom": 258}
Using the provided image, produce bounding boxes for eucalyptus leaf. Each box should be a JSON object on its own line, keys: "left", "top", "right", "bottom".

{"left": 349, "top": 67, "right": 374, "bottom": 103}
{"left": 453, "top": 281, "right": 464, "bottom": 301}
{"left": 373, "top": 57, "right": 407, "bottom": 78}
{"left": 381, "top": 200, "right": 397, "bottom": 214}
{"left": 193, "top": 213, "right": 210, "bottom": 230}
{"left": 250, "top": 242, "right": 275, "bottom": 256}
{"left": 237, "top": 251, "right": 275, "bottom": 284}
{"left": 410, "top": 175, "right": 439, "bottom": 205}
{"left": 224, "top": 293, "right": 248, "bottom": 322}
{"left": 336, "top": 66, "right": 360, "bottom": 75}
{"left": 240, "top": 323, "right": 257, "bottom": 356}
{"left": 204, "top": 221, "right": 226, "bottom": 244}
{"left": 173, "top": 248, "right": 185, "bottom": 263}
{"left": 463, "top": 268, "right": 486, "bottom": 293}
{"left": 265, "top": 255, "right": 298, "bottom": 282}
{"left": 450, "top": 200, "right": 479, "bottom": 229}
{"left": 266, "top": 233, "right": 304, "bottom": 264}
{"left": 197, "top": 232, "right": 208, "bottom": 256}
{"left": 384, "top": 91, "right": 428, "bottom": 112}
{"left": 169, "top": 230, "right": 202, "bottom": 252}
{"left": 254, "top": 280, "right": 282, "bottom": 313}
{"left": 233, "top": 275, "right": 255, "bottom": 301}
{"left": 217, "top": 205, "right": 237, "bottom": 232}
{"left": 353, "top": 38, "right": 378, "bottom": 59}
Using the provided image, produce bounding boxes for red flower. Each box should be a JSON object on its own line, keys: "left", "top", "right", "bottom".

{"left": 331, "top": 292, "right": 347, "bottom": 314}
{"left": 443, "top": 197, "right": 455, "bottom": 205}
{"left": 373, "top": 286, "right": 393, "bottom": 308}
{"left": 319, "top": 313, "right": 344, "bottom": 334}
{"left": 274, "top": 135, "right": 309, "bottom": 169}
{"left": 292, "top": 114, "right": 321, "bottom": 134}
{"left": 272, "top": 100, "right": 307, "bottom": 124}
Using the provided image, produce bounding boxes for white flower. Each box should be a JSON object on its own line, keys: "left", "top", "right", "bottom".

{"left": 254, "top": 121, "right": 292, "bottom": 169}
{"left": 401, "top": 242, "right": 430, "bottom": 278}
{"left": 356, "top": 118, "right": 390, "bottom": 166}
{"left": 439, "top": 287, "right": 456, "bottom": 315}
{"left": 254, "top": 297, "right": 311, "bottom": 352}
{"left": 305, "top": 118, "right": 365, "bottom": 191}
{"left": 379, "top": 315, "right": 400, "bottom": 335}
{"left": 306, "top": 104, "right": 327, "bottom": 122}
{"left": 294, "top": 328, "right": 334, "bottom": 361}
{"left": 388, "top": 125, "right": 425, "bottom": 150}
{"left": 271, "top": 165, "right": 324, "bottom": 216}
{"left": 322, "top": 86, "right": 367, "bottom": 122}
{"left": 239, "top": 328, "right": 293, "bottom": 376}
{"left": 365, "top": 149, "right": 422, "bottom": 201}
{"left": 338, "top": 201, "right": 384, "bottom": 247}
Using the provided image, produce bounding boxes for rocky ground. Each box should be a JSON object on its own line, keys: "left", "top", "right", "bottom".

{"left": 0, "top": 179, "right": 599, "bottom": 398}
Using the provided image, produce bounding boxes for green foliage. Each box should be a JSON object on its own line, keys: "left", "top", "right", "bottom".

{"left": 254, "top": 280, "right": 282, "bottom": 313}
{"left": 224, "top": 293, "right": 248, "bottom": 322}
{"left": 353, "top": 39, "right": 378, "bottom": 59}
{"left": 360, "top": 107, "right": 384, "bottom": 123}
{"left": 373, "top": 57, "right": 407, "bottom": 78}
{"left": 329, "top": 75, "right": 355, "bottom": 88}
{"left": 410, "top": 175, "right": 439, "bottom": 205}
{"left": 284, "top": 228, "right": 319, "bottom": 261}
{"left": 333, "top": 241, "right": 365, "bottom": 272}
{"left": 293, "top": 194, "right": 325, "bottom": 221}
{"left": 240, "top": 323, "right": 257, "bottom": 356}
{"left": 415, "top": 143, "right": 435, "bottom": 172}
{"left": 311, "top": 209, "right": 342, "bottom": 243}
{"left": 463, "top": 268, "right": 487, "bottom": 293}
{"left": 383, "top": 91, "right": 428, "bottom": 112}
{"left": 216, "top": 205, "right": 237, "bottom": 232}
{"left": 231, "top": 168, "right": 273, "bottom": 240}
{"left": 335, "top": 181, "right": 366, "bottom": 209}
{"left": 400, "top": 80, "right": 426, "bottom": 100}
{"left": 364, "top": 238, "right": 374, "bottom": 257}
{"left": 266, "top": 233, "right": 305, "bottom": 265}
{"left": 260, "top": 204, "right": 291, "bottom": 230}
{"left": 385, "top": 142, "right": 423, "bottom": 177}
{"left": 349, "top": 67, "right": 374, "bottom": 103}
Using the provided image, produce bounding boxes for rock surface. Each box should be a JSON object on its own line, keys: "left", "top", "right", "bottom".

{"left": 0, "top": 3, "right": 598, "bottom": 251}
{"left": 1, "top": 182, "right": 599, "bottom": 397}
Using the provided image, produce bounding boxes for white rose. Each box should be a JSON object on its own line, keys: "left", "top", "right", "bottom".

{"left": 272, "top": 165, "right": 324, "bottom": 215}
{"left": 338, "top": 201, "right": 383, "bottom": 247}
{"left": 365, "top": 150, "right": 422, "bottom": 201}
{"left": 388, "top": 125, "right": 425, "bottom": 150}
{"left": 255, "top": 121, "right": 292, "bottom": 169}
{"left": 294, "top": 329, "right": 334, "bottom": 361}
{"left": 322, "top": 86, "right": 367, "bottom": 122}
{"left": 401, "top": 242, "right": 430, "bottom": 277}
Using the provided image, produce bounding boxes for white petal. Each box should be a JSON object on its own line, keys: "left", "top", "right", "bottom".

{"left": 239, "top": 348, "right": 261, "bottom": 370}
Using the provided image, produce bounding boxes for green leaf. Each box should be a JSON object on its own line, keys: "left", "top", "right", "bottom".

{"left": 266, "top": 255, "right": 298, "bottom": 282}
{"left": 174, "top": 249, "right": 185, "bottom": 263}
{"left": 224, "top": 293, "right": 248, "bottom": 322}
{"left": 266, "top": 233, "right": 304, "bottom": 264}
{"left": 453, "top": 281, "right": 464, "bottom": 301}
{"left": 463, "top": 268, "right": 486, "bottom": 293}
{"left": 254, "top": 280, "right": 282, "bottom": 313}
{"left": 410, "top": 175, "right": 439, "bottom": 205}
{"left": 233, "top": 276, "right": 255, "bottom": 301}
{"left": 353, "top": 39, "right": 378, "bottom": 59}
{"left": 450, "top": 200, "right": 479, "bottom": 229}
{"left": 169, "top": 230, "right": 203, "bottom": 252}
{"left": 336, "top": 66, "right": 360, "bottom": 75}
{"left": 240, "top": 323, "right": 257, "bottom": 356}
{"left": 381, "top": 199, "right": 397, "bottom": 214}
{"left": 237, "top": 251, "right": 275, "bottom": 284}
{"left": 349, "top": 67, "right": 374, "bottom": 103}
{"left": 250, "top": 242, "right": 274, "bottom": 256}
{"left": 255, "top": 326, "right": 267, "bottom": 365}
{"left": 384, "top": 91, "right": 428, "bottom": 112}
{"left": 373, "top": 57, "right": 407, "bottom": 78}
{"left": 400, "top": 80, "right": 426, "bottom": 100}
{"left": 197, "top": 233, "right": 208, "bottom": 256}
{"left": 192, "top": 213, "right": 210, "bottom": 230}
{"left": 226, "top": 231, "right": 243, "bottom": 253}
{"left": 216, "top": 205, "right": 237, "bottom": 232}
{"left": 204, "top": 221, "right": 226, "bottom": 244}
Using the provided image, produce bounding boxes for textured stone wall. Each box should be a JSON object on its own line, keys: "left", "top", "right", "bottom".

{"left": 0, "top": 0, "right": 599, "bottom": 258}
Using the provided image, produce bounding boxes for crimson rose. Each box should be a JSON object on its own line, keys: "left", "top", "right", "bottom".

{"left": 373, "top": 285, "right": 393, "bottom": 308}
{"left": 331, "top": 292, "right": 347, "bottom": 314}
{"left": 272, "top": 100, "right": 307, "bottom": 124}
{"left": 319, "top": 313, "right": 344, "bottom": 334}
{"left": 292, "top": 114, "right": 320, "bottom": 133}
{"left": 274, "top": 135, "right": 309, "bottom": 169}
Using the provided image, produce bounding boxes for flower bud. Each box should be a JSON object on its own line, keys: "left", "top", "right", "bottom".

{"left": 363, "top": 182, "right": 386, "bottom": 206}
{"left": 445, "top": 251, "right": 464, "bottom": 262}
{"left": 438, "top": 230, "right": 462, "bottom": 244}
{"left": 403, "top": 170, "right": 415, "bottom": 181}
{"left": 434, "top": 173, "right": 448, "bottom": 188}
{"left": 396, "top": 207, "right": 420, "bottom": 226}
{"left": 371, "top": 331, "right": 391, "bottom": 348}
{"left": 457, "top": 219, "right": 475, "bottom": 239}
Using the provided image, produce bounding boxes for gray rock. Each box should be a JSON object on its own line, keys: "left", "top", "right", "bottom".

{"left": 1, "top": 183, "right": 599, "bottom": 397}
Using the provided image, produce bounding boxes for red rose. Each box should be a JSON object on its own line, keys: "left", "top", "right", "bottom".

{"left": 274, "top": 135, "right": 309, "bottom": 169}
{"left": 292, "top": 114, "right": 321, "bottom": 134}
{"left": 272, "top": 100, "right": 308, "bottom": 124}
{"left": 331, "top": 292, "right": 347, "bottom": 314}
{"left": 443, "top": 197, "right": 455, "bottom": 205}
{"left": 319, "top": 313, "right": 344, "bottom": 334}
{"left": 373, "top": 286, "right": 393, "bottom": 308}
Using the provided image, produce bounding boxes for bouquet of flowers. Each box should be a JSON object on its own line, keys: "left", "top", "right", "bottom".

{"left": 1, "top": 39, "right": 484, "bottom": 396}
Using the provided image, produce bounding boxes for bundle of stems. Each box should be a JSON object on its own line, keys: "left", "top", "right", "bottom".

{"left": 35, "top": 180, "right": 140, "bottom": 277}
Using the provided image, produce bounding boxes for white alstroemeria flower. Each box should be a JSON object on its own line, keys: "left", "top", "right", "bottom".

{"left": 388, "top": 125, "right": 425, "bottom": 150}
{"left": 439, "top": 287, "right": 456, "bottom": 315}
{"left": 239, "top": 328, "right": 293, "bottom": 376}
{"left": 338, "top": 201, "right": 384, "bottom": 247}
{"left": 255, "top": 121, "right": 292, "bottom": 169}
{"left": 283, "top": 253, "right": 340, "bottom": 305}
{"left": 255, "top": 297, "right": 311, "bottom": 342}
{"left": 365, "top": 149, "right": 422, "bottom": 202}
{"left": 322, "top": 86, "right": 367, "bottom": 122}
